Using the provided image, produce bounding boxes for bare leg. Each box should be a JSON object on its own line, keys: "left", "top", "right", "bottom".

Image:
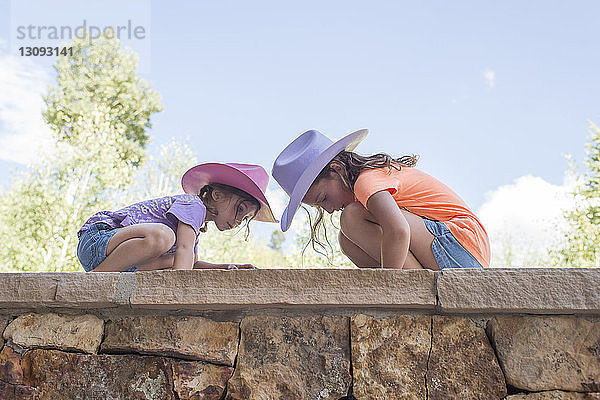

{"left": 340, "top": 202, "right": 440, "bottom": 270}
{"left": 93, "top": 224, "right": 176, "bottom": 272}
{"left": 338, "top": 231, "right": 423, "bottom": 269}
{"left": 136, "top": 253, "right": 175, "bottom": 271}
{"left": 403, "top": 251, "right": 425, "bottom": 269}
{"left": 338, "top": 231, "right": 379, "bottom": 267}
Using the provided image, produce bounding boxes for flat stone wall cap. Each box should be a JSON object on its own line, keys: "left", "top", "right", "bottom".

{"left": 3, "top": 268, "right": 600, "bottom": 314}
{"left": 437, "top": 268, "right": 600, "bottom": 314}
{"left": 131, "top": 269, "right": 437, "bottom": 310}
{"left": 0, "top": 273, "right": 124, "bottom": 309}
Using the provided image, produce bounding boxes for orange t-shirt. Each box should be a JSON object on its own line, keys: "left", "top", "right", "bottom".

{"left": 353, "top": 167, "right": 490, "bottom": 267}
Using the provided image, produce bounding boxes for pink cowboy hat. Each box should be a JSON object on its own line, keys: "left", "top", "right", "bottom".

{"left": 182, "top": 163, "right": 278, "bottom": 223}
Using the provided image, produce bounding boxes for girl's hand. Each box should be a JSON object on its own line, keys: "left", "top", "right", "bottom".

{"left": 193, "top": 261, "right": 256, "bottom": 270}
{"left": 226, "top": 263, "right": 255, "bottom": 270}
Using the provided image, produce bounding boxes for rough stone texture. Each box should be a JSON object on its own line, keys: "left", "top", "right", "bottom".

{"left": 3, "top": 312, "right": 104, "bottom": 354}
{"left": 0, "top": 272, "right": 127, "bottom": 309}
{"left": 0, "top": 346, "right": 24, "bottom": 385}
{"left": 132, "top": 269, "right": 436, "bottom": 310}
{"left": 488, "top": 315, "right": 600, "bottom": 392}
{"left": 438, "top": 268, "right": 600, "bottom": 313}
{"left": 0, "top": 347, "right": 38, "bottom": 399}
{"left": 505, "top": 391, "right": 600, "bottom": 400}
{"left": 3, "top": 269, "right": 600, "bottom": 313}
{"left": 427, "top": 316, "right": 507, "bottom": 400}
{"left": 226, "top": 315, "right": 351, "bottom": 400}
{"left": 0, "top": 316, "right": 8, "bottom": 349}
{"left": 350, "top": 314, "right": 430, "bottom": 399}
{"left": 102, "top": 316, "right": 238, "bottom": 366}
{"left": 172, "top": 360, "right": 233, "bottom": 400}
{"left": 21, "top": 349, "right": 176, "bottom": 399}
{"left": 0, "top": 380, "right": 38, "bottom": 400}
{"left": 2, "top": 270, "right": 600, "bottom": 398}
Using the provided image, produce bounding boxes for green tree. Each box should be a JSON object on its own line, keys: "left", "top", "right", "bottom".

{"left": 551, "top": 122, "right": 600, "bottom": 268}
{"left": 0, "top": 34, "right": 162, "bottom": 272}
{"left": 127, "top": 138, "right": 197, "bottom": 201}
{"left": 268, "top": 230, "right": 286, "bottom": 252}
{"left": 44, "top": 33, "right": 161, "bottom": 164}
{"left": 195, "top": 227, "right": 291, "bottom": 269}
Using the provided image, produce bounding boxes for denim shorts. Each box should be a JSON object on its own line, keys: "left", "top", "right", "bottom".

{"left": 77, "top": 222, "right": 138, "bottom": 272}
{"left": 422, "top": 218, "right": 483, "bottom": 270}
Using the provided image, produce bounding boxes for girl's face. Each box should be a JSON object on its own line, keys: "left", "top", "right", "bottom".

{"left": 302, "top": 171, "right": 355, "bottom": 214}
{"left": 212, "top": 192, "right": 259, "bottom": 231}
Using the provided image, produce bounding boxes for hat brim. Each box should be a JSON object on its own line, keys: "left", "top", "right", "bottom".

{"left": 280, "top": 129, "right": 368, "bottom": 231}
{"left": 182, "top": 163, "right": 278, "bottom": 223}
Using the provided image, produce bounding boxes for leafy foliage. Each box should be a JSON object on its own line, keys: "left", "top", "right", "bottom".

{"left": 268, "top": 230, "right": 285, "bottom": 251}
{"left": 550, "top": 122, "right": 600, "bottom": 268}
{"left": 0, "top": 34, "right": 162, "bottom": 272}
{"left": 43, "top": 33, "right": 162, "bottom": 163}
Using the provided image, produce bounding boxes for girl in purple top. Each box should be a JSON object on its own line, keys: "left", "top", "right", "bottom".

{"left": 76, "top": 163, "right": 277, "bottom": 272}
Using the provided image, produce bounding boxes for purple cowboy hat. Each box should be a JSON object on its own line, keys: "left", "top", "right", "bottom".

{"left": 272, "top": 129, "right": 368, "bottom": 231}
{"left": 182, "top": 162, "right": 278, "bottom": 223}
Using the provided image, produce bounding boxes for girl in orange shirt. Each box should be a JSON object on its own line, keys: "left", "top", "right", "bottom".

{"left": 272, "top": 129, "right": 490, "bottom": 270}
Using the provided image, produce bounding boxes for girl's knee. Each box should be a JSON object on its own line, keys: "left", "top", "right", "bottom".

{"left": 147, "top": 224, "right": 176, "bottom": 253}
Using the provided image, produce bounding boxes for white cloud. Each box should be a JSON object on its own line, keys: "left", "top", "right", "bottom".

{"left": 482, "top": 67, "right": 495, "bottom": 88}
{"left": 0, "top": 44, "right": 54, "bottom": 164}
{"left": 477, "top": 174, "right": 577, "bottom": 267}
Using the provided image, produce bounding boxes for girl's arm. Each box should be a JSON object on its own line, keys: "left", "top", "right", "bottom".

{"left": 366, "top": 191, "right": 410, "bottom": 269}
{"left": 172, "top": 222, "right": 196, "bottom": 270}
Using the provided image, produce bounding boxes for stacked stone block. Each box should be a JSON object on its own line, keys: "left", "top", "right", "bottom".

{"left": 0, "top": 268, "right": 599, "bottom": 399}
{"left": 1, "top": 311, "right": 599, "bottom": 399}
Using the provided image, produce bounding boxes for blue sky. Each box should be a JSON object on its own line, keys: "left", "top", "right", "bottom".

{"left": 1, "top": 1, "right": 599, "bottom": 262}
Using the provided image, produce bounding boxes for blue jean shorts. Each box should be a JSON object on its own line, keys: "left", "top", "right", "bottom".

{"left": 77, "top": 222, "right": 138, "bottom": 272}
{"left": 422, "top": 218, "right": 483, "bottom": 270}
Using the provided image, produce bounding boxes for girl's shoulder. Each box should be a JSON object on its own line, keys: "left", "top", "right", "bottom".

{"left": 171, "top": 193, "right": 200, "bottom": 201}
{"left": 171, "top": 193, "right": 206, "bottom": 207}
{"left": 357, "top": 165, "right": 415, "bottom": 179}
{"left": 354, "top": 166, "right": 429, "bottom": 192}
{"left": 133, "top": 194, "right": 206, "bottom": 210}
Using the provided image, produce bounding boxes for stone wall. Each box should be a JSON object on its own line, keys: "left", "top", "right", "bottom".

{"left": 0, "top": 268, "right": 599, "bottom": 399}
